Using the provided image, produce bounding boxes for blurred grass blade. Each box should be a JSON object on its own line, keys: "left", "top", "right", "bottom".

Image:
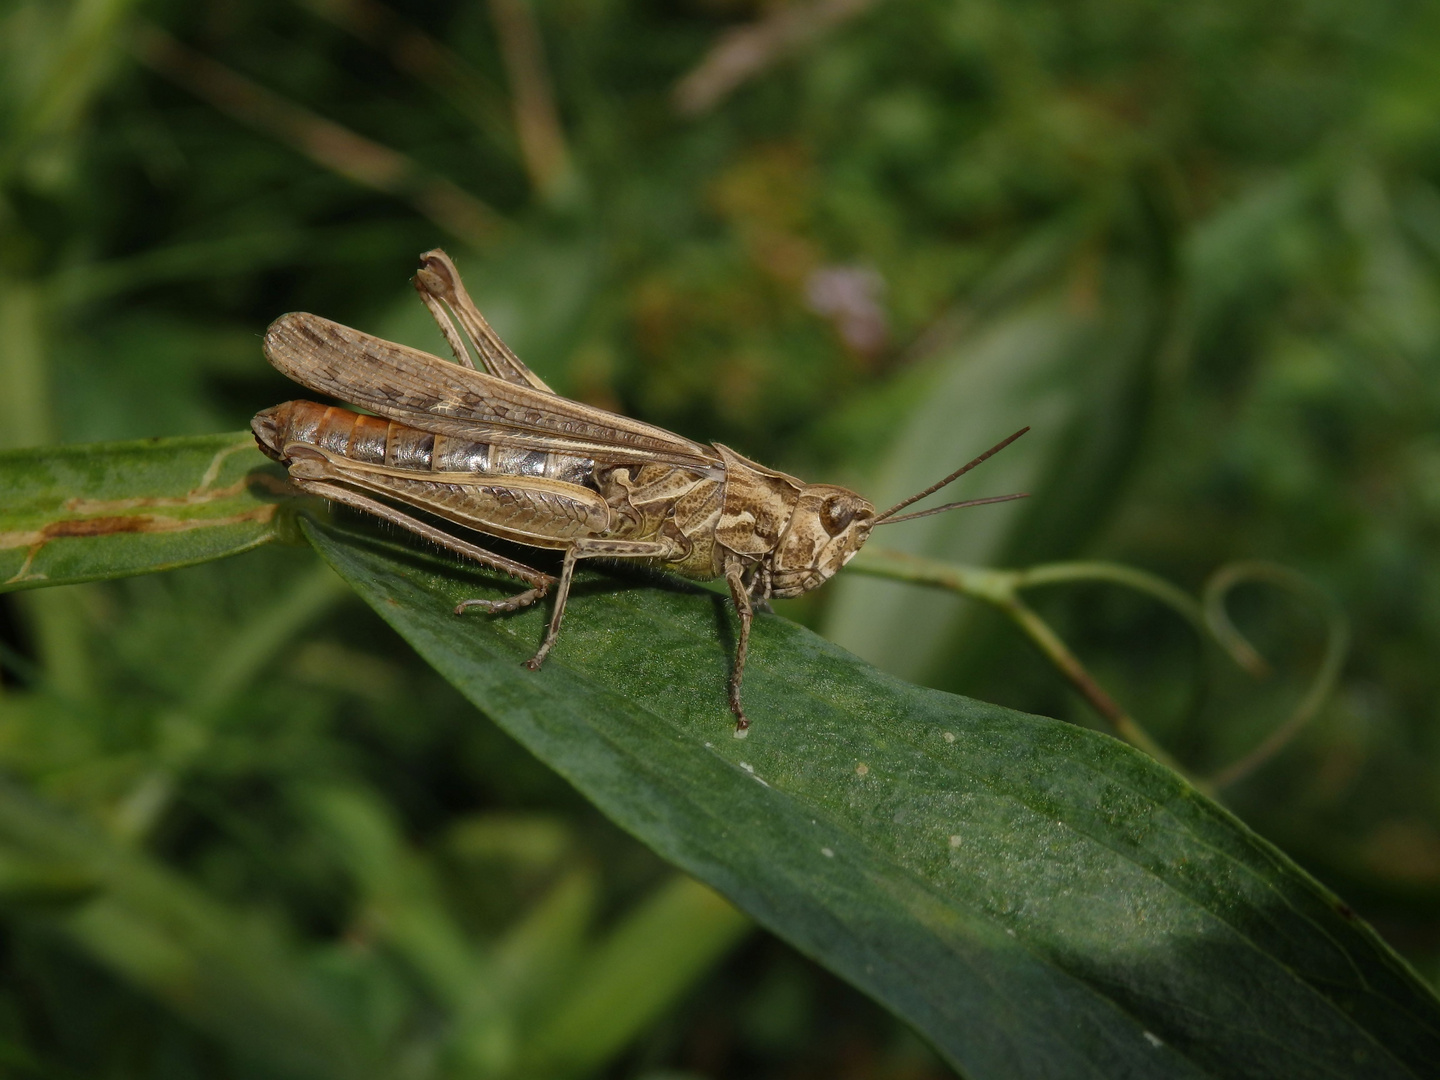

{"left": 304, "top": 516, "right": 1440, "bottom": 1079}
{"left": 294, "top": 0, "right": 515, "bottom": 152}
{"left": 0, "top": 277, "right": 51, "bottom": 448}
{"left": 304, "top": 785, "right": 499, "bottom": 1009}
{"left": 674, "top": 0, "right": 881, "bottom": 115}
{"left": 492, "top": 867, "right": 597, "bottom": 1021}
{"left": 2, "top": 0, "right": 145, "bottom": 174}
{"left": 0, "top": 433, "right": 283, "bottom": 592}
{"left": 0, "top": 778, "right": 372, "bottom": 1079}
{"left": 527, "top": 876, "right": 750, "bottom": 1074}
{"left": 823, "top": 238, "right": 1169, "bottom": 685}
{"left": 302, "top": 785, "right": 516, "bottom": 1073}
{"left": 132, "top": 24, "right": 504, "bottom": 248}
{"left": 823, "top": 294, "right": 1104, "bottom": 679}
{"left": 487, "top": 0, "right": 575, "bottom": 201}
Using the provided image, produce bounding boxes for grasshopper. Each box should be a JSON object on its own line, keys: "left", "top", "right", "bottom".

{"left": 252, "top": 250, "right": 1027, "bottom": 735}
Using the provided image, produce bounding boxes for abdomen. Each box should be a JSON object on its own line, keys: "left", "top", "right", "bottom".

{"left": 252, "top": 400, "right": 596, "bottom": 486}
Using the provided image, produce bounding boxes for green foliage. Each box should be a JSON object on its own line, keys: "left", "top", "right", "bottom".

{"left": 307, "top": 514, "right": 1440, "bottom": 1078}
{"left": 6, "top": 434, "right": 1434, "bottom": 1075}
{"left": 0, "top": 434, "right": 283, "bottom": 591}
{"left": 3, "top": 0, "right": 1440, "bottom": 1075}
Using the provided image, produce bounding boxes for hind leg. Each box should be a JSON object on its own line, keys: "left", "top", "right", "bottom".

{"left": 286, "top": 461, "right": 556, "bottom": 607}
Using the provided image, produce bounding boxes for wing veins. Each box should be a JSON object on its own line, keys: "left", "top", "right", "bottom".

{"left": 265, "top": 313, "right": 722, "bottom": 471}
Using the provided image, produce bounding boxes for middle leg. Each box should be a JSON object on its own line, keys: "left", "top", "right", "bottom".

{"left": 524, "top": 536, "right": 680, "bottom": 671}
{"left": 725, "top": 558, "right": 755, "bottom": 736}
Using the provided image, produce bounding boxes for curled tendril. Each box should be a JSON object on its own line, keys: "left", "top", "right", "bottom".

{"left": 1201, "top": 561, "right": 1349, "bottom": 788}
{"left": 848, "top": 549, "right": 1349, "bottom": 792}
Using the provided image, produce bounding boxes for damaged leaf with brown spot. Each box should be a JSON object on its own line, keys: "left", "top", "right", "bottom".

{"left": 0, "top": 433, "right": 287, "bottom": 591}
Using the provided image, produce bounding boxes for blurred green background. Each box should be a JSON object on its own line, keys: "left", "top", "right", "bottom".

{"left": 2, "top": 0, "right": 1440, "bottom": 1075}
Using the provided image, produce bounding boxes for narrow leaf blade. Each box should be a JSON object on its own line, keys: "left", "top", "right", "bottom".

{"left": 304, "top": 517, "right": 1440, "bottom": 1080}
{"left": 0, "top": 433, "right": 283, "bottom": 592}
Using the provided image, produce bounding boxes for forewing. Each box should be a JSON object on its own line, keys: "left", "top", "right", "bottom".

{"left": 264, "top": 313, "right": 722, "bottom": 471}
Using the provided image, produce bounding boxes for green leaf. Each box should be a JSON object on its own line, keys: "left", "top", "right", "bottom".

{"left": 302, "top": 516, "right": 1440, "bottom": 1080}
{"left": 0, "top": 433, "right": 284, "bottom": 592}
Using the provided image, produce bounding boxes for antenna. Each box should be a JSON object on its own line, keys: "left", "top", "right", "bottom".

{"left": 874, "top": 427, "right": 1030, "bottom": 524}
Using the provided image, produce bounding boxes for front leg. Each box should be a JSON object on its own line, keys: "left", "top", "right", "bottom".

{"left": 724, "top": 558, "right": 755, "bottom": 737}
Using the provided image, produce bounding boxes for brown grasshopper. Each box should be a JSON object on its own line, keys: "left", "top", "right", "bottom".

{"left": 252, "top": 250, "right": 1027, "bottom": 735}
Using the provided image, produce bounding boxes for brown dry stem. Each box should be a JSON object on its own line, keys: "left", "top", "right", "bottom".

{"left": 674, "top": 0, "right": 881, "bottom": 115}
{"left": 132, "top": 23, "right": 503, "bottom": 247}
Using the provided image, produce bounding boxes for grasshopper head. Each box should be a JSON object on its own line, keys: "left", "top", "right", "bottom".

{"left": 767, "top": 428, "right": 1035, "bottom": 598}
{"left": 770, "top": 486, "right": 876, "bottom": 598}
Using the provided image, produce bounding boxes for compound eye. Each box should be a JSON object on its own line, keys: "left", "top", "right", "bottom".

{"left": 821, "top": 496, "right": 856, "bottom": 536}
